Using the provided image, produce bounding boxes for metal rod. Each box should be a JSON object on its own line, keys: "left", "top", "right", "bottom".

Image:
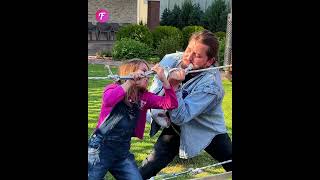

{"left": 153, "top": 160, "right": 232, "bottom": 180}
{"left": 188, "top": 65, "right": 232, "bottom": 73}
{"left": 88, "top": 65, "right": 232, "bottom": 81}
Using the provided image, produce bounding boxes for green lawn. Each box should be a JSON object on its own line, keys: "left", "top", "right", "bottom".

{"left": 88, "top": 64, "right": 232, "bottom": 179}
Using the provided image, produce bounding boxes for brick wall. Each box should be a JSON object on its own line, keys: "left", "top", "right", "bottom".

{"left": 88, "top": 0, "right": 137, "bottom": 24}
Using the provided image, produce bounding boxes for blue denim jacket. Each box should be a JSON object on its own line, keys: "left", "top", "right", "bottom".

{"left": 147, "top": 52, "right": 227, "bottom": 159}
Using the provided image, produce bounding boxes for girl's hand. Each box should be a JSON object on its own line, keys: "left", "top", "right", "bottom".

{"left": 130, "top": 70, "right": 145, "bottom": 81}
{"left": 121, "top": 71, "right": 144, "bottom": 92}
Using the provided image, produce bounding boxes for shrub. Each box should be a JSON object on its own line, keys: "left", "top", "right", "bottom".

{"left": 116, "top": 24, "right": 153, "bottom": 47}
{"left": 152, "top": 26, "right": 183, "bottom": 49}
{"left": 218, "top": 36, "right": 226, "bottom": 66}
{"left": 182, "top": 25, "right": 205, "bottom": 49}
{"left": 112, "top": 38, "right": 153, "bottom": 60}
{"left": 156, "top": 36, "right": 183, "bottom": 59}
{"left": 215, "top": 31, "right": 226, "bottom": 41}
{"left": 96, "top": 50, "right": 112, "bottom": 59}
{"left": 146, "top": 56, "right": 161, "bottom": 64}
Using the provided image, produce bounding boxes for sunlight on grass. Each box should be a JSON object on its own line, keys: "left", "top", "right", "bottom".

{"left": 162, "top": 164, "right": 185, "bottom": 174}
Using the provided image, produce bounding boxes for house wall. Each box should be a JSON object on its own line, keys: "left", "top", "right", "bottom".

{"left": 88, "top": 0, "right": 137, "bottom": 24}
{"left": 137, "top": 0, "right": 148, "bottom": 25}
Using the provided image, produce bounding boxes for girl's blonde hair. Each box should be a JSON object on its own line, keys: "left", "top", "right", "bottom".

{"left": 118, "top": 58, "right": 150, "bottom": 104}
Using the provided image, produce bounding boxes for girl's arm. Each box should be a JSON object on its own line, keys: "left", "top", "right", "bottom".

{"left": 143, "top": 85, "right": 178, "bottom": 110}
{"left": 104, "top": 72, "right": 141, "bottom": 107}
{"left": 102, "top": 84, "right": 126, "bottom": 107}
{"left": 143, "top": 64, "right": 178, "bottom": 110}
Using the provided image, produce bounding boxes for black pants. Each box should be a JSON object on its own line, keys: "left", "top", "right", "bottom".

{"left": 139, "top": 124, "right": 232, "bottom": 179}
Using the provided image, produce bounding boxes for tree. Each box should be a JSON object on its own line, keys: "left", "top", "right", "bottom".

{"left": 202, "top": 0, "right": 230, "bottom": 32}
{"left": 180, "top": 0, "right": 193, "bottom": 28}
{"left": 170, "top": 4, "right": 182, "bottom": 28}
{"left": 189, "top": 3, "right": 204, "bottom": 26}
{"left": 160, "top": 8, "right": 171, "bottom": 26}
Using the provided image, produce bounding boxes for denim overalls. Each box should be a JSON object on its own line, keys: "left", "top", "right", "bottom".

{"left": 88, "top": 101, "right": 143, "bottom": 180}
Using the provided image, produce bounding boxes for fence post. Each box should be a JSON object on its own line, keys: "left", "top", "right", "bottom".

{"left": 224, "top": 12, "right": 232, "bottom": 81}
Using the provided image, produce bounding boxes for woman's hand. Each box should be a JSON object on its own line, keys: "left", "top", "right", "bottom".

{"left": 151, "top": 64, "right": 170, "bottom": 89}
{"left": 168, "top": 69, "right": 186, "bottom": 91}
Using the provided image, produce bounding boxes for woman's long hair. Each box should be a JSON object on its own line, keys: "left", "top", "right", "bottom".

{"left": 118, "top": 58, "right": 150, "bottom": 105}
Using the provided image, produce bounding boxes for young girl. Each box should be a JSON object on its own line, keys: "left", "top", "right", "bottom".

{"left": 88, "top": 59, "right": 178, "bottom": 180}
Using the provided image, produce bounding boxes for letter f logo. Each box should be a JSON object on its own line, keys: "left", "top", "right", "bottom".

{"left": 96, "top": 9, "right": 109, "bottom": 23}
{"left": 98, "top": 12, "right": 106, "bottom": 20}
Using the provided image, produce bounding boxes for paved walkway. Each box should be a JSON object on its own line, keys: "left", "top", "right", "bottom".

{"left": 88, "top": 40, "right": 115, "bottom": 56}
{"left": 88, "top": 56, "right": 122, "bottom": 66}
